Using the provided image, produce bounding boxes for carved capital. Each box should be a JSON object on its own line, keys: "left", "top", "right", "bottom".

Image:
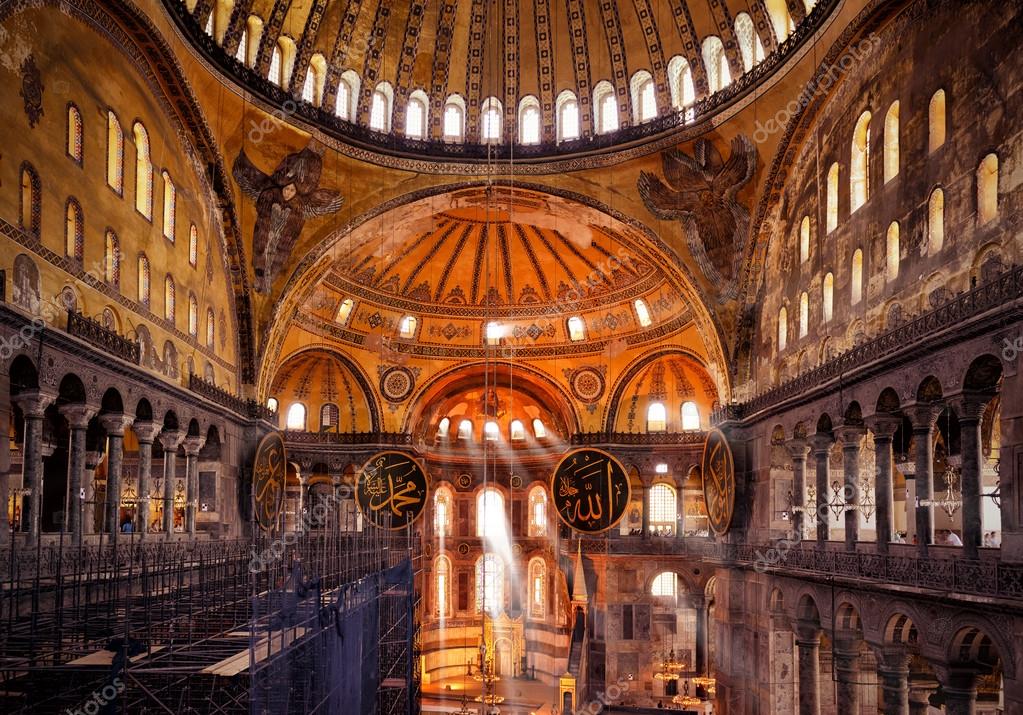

{"left": 98, "top": 413, "right": 134, "bottom": 437}
{"left": 159, "top": 429, "right": 186, "bottom": 451}
{"left": 132, "top": 420, "right": 163, "bottom": 444}
{"left": 84, "top": 450, "right": 104, "bottom": 470}
{"left": 784, "top": 437, "right": 810, "bottom": 461}
{"left": 834, "top": 425, "right": 867, "bottom": 449}
{"left": 793, "top": 618, "right": 821, "bottom": 643}
{"left": 58, "top": 403, "right": 98, "bottom": 430}
{"left": 948, "top": 392, "right": 993, "bottom": 424}
{"left": 12, "top": 390, "right": 56, "bottom": 419}
{"left": 864, "top": 414, "right": 901, "bottom": 440}
{"left": 183, "top": 435, "right": 206, "bottom": 457}
{"left": 809, "top": 432, "right": 834, "bottom": 456}
{"left": 907, "top": 402, "right": 942, "bottom": 432}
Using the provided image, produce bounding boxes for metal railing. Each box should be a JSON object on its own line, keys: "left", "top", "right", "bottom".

{"left": 66, "top": 309, "right": 140, "bottom": 364}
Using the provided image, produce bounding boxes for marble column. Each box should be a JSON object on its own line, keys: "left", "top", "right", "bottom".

{"left": 794, "top": 622, "right": 821, "bottom": 715}
{"left": 938, "top": 667, "right": 979, "bottom": 715}
{"left": 952, "top": 395, "right": 990, "bottom": 560}
{"left": 866, "top": 416, "right": 902, "bottom": 553}
{"left": 693, "top": 595, "right": 707, "bottom": 675}
{"left": 159, "top": 430, "right": 185, "bottom": 537}
{"left": 908, "top": 678, "right": 938, "bottom": 715}
{"left": 832, "top": 642, "right": 861, "bottom": 715}
{"left": 875, "top": 649, "right": 911, "bottom": 715}
{"left": 641, "top": 478, "right": 652, "bottom": 538}
{"left": 183, "top": 435, "right": 205, "bottom": 537}
{"left": 57, "top": 404, "right": 97, "bottom": 546}
{"left": 83, "top": 450, "right": 102, "bottom": 537}
{"left": 99, "top": 413, "right": 133, "bottom": 542}
{"left": 674, "top": 475, "right": 685, "bottom": 538}
{"left": 786, "top": 438, "right": 810, "bottom": 539}
{"left": 12, "top": 390, "right": 56, "bottom": 545}
{"left": 810, "top": 434, "right": 834, "bottom": 546}
{"left": 835, "top": 426, "right": 866, "bottom": 550}
{"left": 0, "top": 374, "right": 11, "bottom": 546}
{"left": 132, "top": 421, "right": 161, "bottom": 540}
{"left": 908, "top": 404, "right": 941, "bottom": 557}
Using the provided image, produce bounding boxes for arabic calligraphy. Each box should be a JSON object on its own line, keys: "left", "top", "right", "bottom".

{"left": 701, "top": 429, "right": 735, "bottom": 536}
{"left": 551, "top": 449, "right": 630, "bottom": 533}
{"left": 252, "top": 432, "right": 286, "bottom": 531}
{"left": 355, "top": 451, "right": 429, "bottom": 529}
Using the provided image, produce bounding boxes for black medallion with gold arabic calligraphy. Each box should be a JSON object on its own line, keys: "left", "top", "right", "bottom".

{"left": 252, "top": 432, "right": 286, "bottom": 532}
{"left": 551, "top": 448, "right": 631, "bottom": 534}
{"left": 701, "top": 428, "right": 735, "bottom": 536}
{"left": 355, "top": 451, "right": 429, "bottom": 530}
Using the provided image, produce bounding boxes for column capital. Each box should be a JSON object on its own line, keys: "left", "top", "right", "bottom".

{"left": 947, "top": 391, "right": 994, "bottom": 423}
{"left": 84, "top": 450, "right": 104, "bottom": 469}
{"left": 907, "top": 402, "right": 942, "bottom": 432}
{"left": 58, "top": 403, "right": 99, "bottom": 430}
{"left": 132, "top": 420, "right": 163, "bottom": 444}
{"left": 865, "top": 414, "right": 902, "bottom": 439}
{"left": 98, "top": 412, "right": 134, "bottom": 437}
{"left": 835, "top": 424, "right": 867, "bottom": 448}
{"left": 809, "top": 432, "right": 834, "bottom": 455}
{"left": 793, "top": 619, "right": 821, "bottom": 642}
{"left": 785, "top": 437, "right": 810, "bottom": 460}
{"left": 12, "top": 390, "right": 57, "bottom": 418}
{"left": 182, "top": 435, "right": 206, "bottom": 456}
{"left": 159, "top": 429, "right": 186, "bottom": 451}
{"left": 872, "top": 646, "right": 912, "bottom": 674}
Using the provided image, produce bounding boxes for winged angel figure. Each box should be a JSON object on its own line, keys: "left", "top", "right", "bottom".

{"left": 232, "top": 142, "right": 344, "bottom": 293}
{"left": 638, "top": 136, "right": 756, "bottom": 300}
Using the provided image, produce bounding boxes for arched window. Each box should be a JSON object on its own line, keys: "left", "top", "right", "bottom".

{"left": 799, "top": 216, "right": 810, "bottom": 263}
{"left": 518, "top": 95, "right": 541, "bottom": 144}
{"left": 649, "top": 484, "right": 677, "bottom": 534}
{"left": 532, "top": 418, "right": 547, "bottom": 439}
{"left": 510, "top": 419, "right": 525, "bottom": 441}
{"left": 850, "top": 111, "right": 870, "bottom": 212}
{"left": 434, "top": 486, "right": 453, "bottom": 537}
{"left": 268, "top": 42, "right": 284, "bottom": 86}
{"left": 133, "top": 122, "right": 153, "bottom": 219}
{"left": 593, "top": 81, "right": 618, "bottom": 134}
{"left": 647, "top": 402, "right": 667, "bottom": 432}
{"left": 399, "top": 315, "right": 417, "bottom": 338}
{"left": 681, "top": 401, "right": 700, "bottom": 431}
{"left": 67, "top": 104, "right": 83, "bottom": 163}
{"left": 336, "top": 298, "right": 355, "bottom": 324}
{"left": 206, "top": 308, "right": 216, "bottom": 347}
{"left": 436, "top": 417, "right": 450, "bottom": 439}
{"left": 370, "top": 82, "right": 394, "bottom": 131}
{"left": 702, "top": 37, "right": 730, "bottom": 93}
{"left": 286, "top": 403, "right": 306, "bottom": 430}
{"left": 667, "top": 56, "right": 695, "bottom": 109}
{"left": 484, "top": 421, "right": 500, "bottom": 441}
{"left": 457, "top": 419, "right": 473, "bottom": 440}
{"left": 235, "top": 28, "right": 249, "bottom": 64}
{"left": 267, "top": 397, "right": 278, "bottom": 413}
{"left": 443, "top": 95, "right": 466, "bottom": 141}
{"left": 778, "top": 306, "right": 788, "bottom": 351}
{"left": 65, "top": 199, "right": 84, "bottom": 261}
{"left": 484, "top": 321, "right": 504, "bottom": 345}
{"left": 528, "top": 486, "right": 547, "bottom": 537}
{"left": 735, "top": 13, "right": 764, "bottom": 71}
{"left": 766, "top": 0, "right": 794, "bottom": 42}
{"left": 188, "top": 293, "right": 198, "bottom": 336}
{"left": 18, "top": 164, "right": 39, "bottom": 237}
{"left": 476, "top": 488, "right": 505, "bottom": 539}
{"left": 481, "top": 97, "right": 502, "bottom": 142}
{"left": 928, "top": 89, "right": 946, "bottom": 153}
{"left": 556, "top": 90, "right": 580, "bottom": 142}
{"left": 335, "top": 71, "right": 360, "bottom": 121}
{"left": 161, "top": 171, "right": 176, "bottom": 240}
{"left": 631, "top": 71, "right": 657, "bottom": 123}
{"left": 977, "top": 153, "right": 998, "bottom": 225}
{"left": 107, "top": 111, "right": 123, "bottom": 193}
{"left": 886, "top": 223, "right": 900, "bottom": 282}
{"left": 799, "top": 291, "right": 809, "bottom": 337}
{"left": 475, "top": 553, "right": 504, "bottom": 615}
{"left": 137, "top": 254, "right": 150, "bottom": 306}
{"left": 435, "top": 555, "right": 451, "bottom": 618}
{"left": 826, "top": 162, "right": 840, "bottom": 233}
{"left": 405, "top": 90, "right": 429, "bottom": 139}
{"left": 189, "top": 225, "right": 199, "bottom": 267}
{"left": 567, "top": 316, "right": 586, "bottom": 341}
{"left": 529, "top": 558, "right": 547, "bottom": 618}
{"left": 164, "top": 275, "right": 175, "bottom": 322}
{"left": 928, "top": 187, "right": 944, "bottom": 254}
{"left": 883, "top": 101, "right": 899, "bottom": 183}
{"left": 851, "top": 249, "right": 863, "bottom": 305}
{"left": 651, "top": 571, "right": 677, "bottom": 598}
{"left": 822, "top": 272, "right": 834, "bottom": 322}
{"left": 634, "top": 298, "right": 652, "bottom": 327}
{"left": 320, "top": 403, "right": 339, "bottom": 431}
{"left": 104, "top": 231, "right": 120, "bottom": 286}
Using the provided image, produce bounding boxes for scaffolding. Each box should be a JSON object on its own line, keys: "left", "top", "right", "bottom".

{"left": 0, "top": 525, "right": 422, "bottom": 713}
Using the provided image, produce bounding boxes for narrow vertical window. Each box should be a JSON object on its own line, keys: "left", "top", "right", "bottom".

{"left": 928, "top": 90, "right": 946, "bottom": 153}
{"left": 67, "top": 104, "right": 83, "bottom": 164}
{"left": 850, "top": 112, "right": 870, "bottom": 212}
{"left": 634, "top": 298, "right": 652, "bottom": 327}
{"left": 336, "top": 298, "right": 354, "bottom": 324}
{"left": 19, "top": 165, "right": 40, "bottom": 237}
{"left": 107, "top": 111, "right": 123, "bottom": 193}
{"left": 105, "top": 231, "right": 120, "bottom": 286}
{"left": 681, "top": 402, "right": 700, "bottom": 431}
{"left": 778, "top": 306, "right": 788, "bottom": 351}
{"left": 188, "top": 293, "right": 198, "bottom": 336}
{"left": 567, "top": 316, "right": 586, "bottom": 341}
{"left": 532, "top": 419, "right": 547, "bottom": 439}
{"left": 189, "top": 225, "right": 199, "bottom": 267}
{"left": 647, "top": 402, "right": 667, "bottom": 432}
{"left": 133, "top": 123, "right": 153, "bottom": 219}
{"left": 886, "top": 222, "right": 900, "bottom": 281}
{"left": 235, "top": 29, "right": 248, "bottom": 64}
{"left": 799, "top": 216, "right": 810, "bottom": 263}
{"left": 557, "top": 90, "right": 580, "bottom": 141}
{"left": 399, "top": 315, "right": 417, "bottom": 338}
{"left": 65, "top": 199, "right": 84, "bottom": 262}
{"left": 286, "top": 403, "right": 306, "bottom": 430}
{"left": 928, "top": 188, "right": 944, "bottom": 254}
{"left": 850, "top": 250, "right": 863, "bottom": 305}
{"left": 137, "top": 254, "right": 151, "bottom": 306}
{"left": 826, "top": 163, "right": 839, "bottom": 233}
{"left": 406, "top": 96, "right": 427, "bottom": 139}
{"left": 481, "top": 97, "right": 502, "bottom": 141}
{"left": 977, "top": 153, "right": 998, "bottom": 225}
{"left": 520, "top": 104, "right": 540, "bottom": 144}
{"left": 883, "top": 101, "right": 899, "bottom": 183}
{"left": 336, "top": 79, "right": 352, "bottom": 120}
{"left": 161, "top": 171, "right": 176, "bottom": 241}
{"left": 164, "top": 275, "right": 175, "bottom": 322}
{"left": 207, "top": 308, "right": 216, "bottom": 348}
{"left": 510, "top": 420, "right": 526, "bottom": 441}
{"left": 269, "top": 45, "right": 283, "bottom": 86}
{"left": 822, "top": 272, "right": 834, "bottom": 323}
{"left": 799, "top": 291, "right": 809, "bottom": 337}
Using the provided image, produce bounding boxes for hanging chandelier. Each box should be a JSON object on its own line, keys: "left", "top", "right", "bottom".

{"left": 654, "top": 647, "right": 685, "bottom": 681}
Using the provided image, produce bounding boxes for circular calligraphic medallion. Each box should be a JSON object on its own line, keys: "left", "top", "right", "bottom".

{"left": 701, "top": 428, "right": 736, "bottom": 536}
{"left": 550, "top": 448, "right": 631, "bottom": 533}
{"left": 252, "top": 432, "right": 287, "bottom": 532}
{"left": 356, "top": 451, "right": 429, "bottom": 530}
{"left": 380, "top": 367, "right": 415, "bottom": 402}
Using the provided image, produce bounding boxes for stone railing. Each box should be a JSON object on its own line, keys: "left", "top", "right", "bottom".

{"left": 283, "top": 430, "right": 414, "bottom": 446}
{"left": 162, "top": 0, "right": 836, "bottom": 162}
{"left": 571, "top": 431, "right": 706, "bottom": 446}
{"left": 187, "top": 373, "right": 274, "bottom": 420}
{"left": 715, "top": 265, "right": 1023, "bottom": 424}
{"left": 66, "top": 310, "right": 140, "bottom": 364}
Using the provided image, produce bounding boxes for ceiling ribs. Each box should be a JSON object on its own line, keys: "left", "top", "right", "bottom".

{"left": 254, "top": 0, "right": 293, "bottom": 77}
{"left": 589, "top": 238, "right": 640, "bottom": 277}
{"left": 553, "top": 230, "right": 605, "bottom": 281}
{"left": 464, "top": 0, "right": 490, "bottom": 140}
{"left": 322, "top": 0, "right": 365, "bottom": 107}
{"left": 399, "top": 222, "right": 460, "bottom": 295}
{"left": 221, "top": 0, "right": 256, "bottom": 56}
{"left": 433, "top": 223, "right": 475, "bottom": 302}
{"left": 290, "top": 0, "right": 331, "bottom": 100}
{"left": 596, "top": 0, "right": 632, "bottom": 129}
{"left": 356, "top": 0, "right": 394, "bottom": 124}
{"left": 374, "top": 229, "right": 437, "bottom": 287}
{"left": 706, "top": 0, "right": 744, "bottom": 86}
{"left": 391, "top": 0, "right": 428, "bottom": 134}
{"left": 469, "top": 223, "right": 491, "bottom": 304}
{"left": 513, "top": 224, "right": 553, "bottom": 301}
{"left": 502, "top": 0, "right": 520, "bottom": 143}
{"left": 630, "top": 0, "right": 671, "bottom": 113}
{"left": 427, "top": 0, "right": 458, "bottom": 139}
{"left": 564, "top": 0, "right": 594, "bottom": 135}
{"left": 747, "top": 2, "right": 779, "bottom": 53}
{"left": 533, "top": 0, "right": 556, "bottom": 142}
{"left": 531, "top": 226, "right": 581, "bottom": 292}
{"left": 664, "top": 0, "right": 709, "bottom": 97}
{"left": 497, "top": 224, "right": 515, "bottom": 304}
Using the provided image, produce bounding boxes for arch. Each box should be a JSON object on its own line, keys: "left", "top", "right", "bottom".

{"left": 335, "top": 69, "right": 360, "bottom": 120}
{"left": 164, "top": 274, "right": 176, "bottom": 322}
{"left": 19, "top": 163, "right": 41, "bottom": 237}
{"left": 766, "top": 0, "right": 794, "bottom": 43}
{"left": 556, "top": 89, "right": 581, "bottom": 142}
{"left": 977, "top": 153, "right": 998, "bottom": 225}
{"left": 137, "top": 253, "right": 151, "bottom": 306}
{"left": 302, "top": 53, "right": 327, "bottom": 106}
{"left": 161, "top": 170, "right": 176, "bottom": 241}
{"left": 735, "top": 13, "right": 764, "bottom": 72}
{"left": 850, "top": 111, "right": 870, "bottom": 211}
{"left": 826, "top": 162, "right": 839, "bottom": 233}
{"left": 666, "top": 55, "right": 695, "bottom": 109}
{"left": 850, "top": 249, "right": 863, "bottom": 304}
{"left": 285, "top": 402, "right": 306, "bottom": 430}
{"left": 106, "top": 110, "right": 123, "bottom": 193}
{"left": 796, "top": 592, "right": 821, "bottom": 624}
{"left": 701, "top": 36, "right": 730, "bottom": 93}
{"left": 188, "top": 224, "right": 199, "bottom": 267}
{"left": 834, "top": 600, "right": 863, "bottom": 636}
{"left": 649, "top": 483, "right": 676, "bottom": 534}
{"left": 778, "top": 305, "right": 788, "bottom": 351}
{"left": 528, "top": 556, "right": 547, "bottom": 618}
{"left": 66, "top": 102, "right": 84, "bottom": 163}
{"left": 875, "top": 387, "right": 901, "bottom": 414}
{"left": 630, "top": 70, "right": 656, "bottom": 123}
{"left": 65, "top": 198, "right": 84, "bottom": 262}
{"left": 822, "top": 272, "right": 834, "bottom": 322}
{"left": 527, "top": 484, "right": 548, "bottom": 536}
{"left": 517, "top": 95, "right": 541, "bottom": 144}
{"left": 370, "top": 81, "right": 394, "bottom": 132}
{"left": 405, "top": 89, "right": 429, "bottom": 139}
{"left": 593, "top": 80, "right": 618, "bottom": 134}
{"left": 132, "top": 121, "right": 153, "bottom": 219}
{"left": 963, "top": 355, "right": 1002, "bottom": 392}
{"left": 928, "top": 187, "right": 944, "bottom": 254}
{"left": 476, "top": 486, "right": 506, "bottom": 540}
{"left": 883, "top": 101, "right": 899, "bottom": 182}
{"left": 928, "top": 89, "right": 946, "bottom": 152}
{"left": 433, "top": 485, "right": 454, "bottom": 537}
{"left": 480, "top": 96, "right": 502, "bottom": 142}
{"left": 799, "top": 291, "right": 809, "bottom": 337}
{"left": 442, "top": 94, "right": 466, "bottom": 140}
{"left": 799, "top": 216, "right": 810, "bottom": 263}
{"left": 886, "top": 222, "right": 900, "bottom": 281}
{"left": 434, "top": 554, "right": 452, "bottom": 618}
{"left": 646, "top": 402, "right": 667, "bottom": 432}
{"left": 883, "top": 612, "right": 918, "bottom": 646}
{"left": 100, "top": 387, "right": 125, "bottom": 415}
{"left": 916, "top": 376, "right": 943, "bottom": 403}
